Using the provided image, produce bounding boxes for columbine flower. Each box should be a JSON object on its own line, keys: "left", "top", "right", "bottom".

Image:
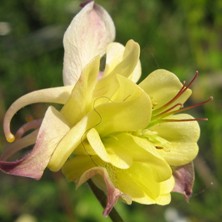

{"left": 0, "top": 1, "right": 210, "bottom": 216}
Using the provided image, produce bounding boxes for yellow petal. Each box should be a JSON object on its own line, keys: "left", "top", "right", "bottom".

{"left": 88, "top": 75, "right": 152, "bottom": 136}
{"left": 103, "top": 40, "right": 141, "bottom": 82}
{"left": 159, "top": 142, "right": 199, "bottom": 166}
{"left": 132, "top": 176, "right": 174, "bottom": 205}
{"left": 111, "top": 162, "right": 173, "bottom": 205}
{"left": 86, "top": 130, "right": 132, "bottom": 169}
{"left": 102, "top": 133, "right": 133, "bottom": 169}
{"left": 93, "top": 71, "right": 119, "bottom": 103}
{"left": 63, "top": 2, "right": 115, "bottom": 85}
{"left": 102, "top": 133, "right": 171, "bottom": 173}
{"left": 61, "top": 57, "right": 100, "bottom": 125}
{"left": 48, "top": 116, "right": 89, "bottom": 172}
{"left": 131, "top": 135, "right": 172, "bottom": 182}
{"left": 86, "top": 128, "right": 109, "bottom": 163}
{"left": 151, "top": 114, "right": 200, "bottom": 166}
{"left": 103, "top": 42, "right": 125, "bottom": 75}
{"left": 150, "top": 176, "right": 174, "bottom": 205}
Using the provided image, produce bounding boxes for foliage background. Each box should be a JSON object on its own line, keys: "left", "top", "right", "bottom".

{"left": 0, "top": 0, "right": 221, "bottom": 221}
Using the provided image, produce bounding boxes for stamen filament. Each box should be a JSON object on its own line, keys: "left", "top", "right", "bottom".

{"left": 153, "top": 96, "right": 213, "bottom": 122}
{"left": 161, "top": 118, "right": 208, "bottom": 122}
{"left": 152, "top": 103, "right": 183, "bottom": 119}
{"left": 173, "top": 96, "right": 213, "bottom": 113}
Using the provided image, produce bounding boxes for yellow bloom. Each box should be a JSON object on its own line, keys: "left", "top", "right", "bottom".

{"left": 0, "top": 1, "right": 209, "bottom": 216}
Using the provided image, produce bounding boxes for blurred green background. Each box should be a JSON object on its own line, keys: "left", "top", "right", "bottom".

{"left": 0, "top": 0, "right": 221, "bottom": 221}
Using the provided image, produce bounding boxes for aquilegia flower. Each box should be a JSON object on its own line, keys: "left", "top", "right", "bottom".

{"left": 0, "top": 1, "right": 210, "bottom": 216}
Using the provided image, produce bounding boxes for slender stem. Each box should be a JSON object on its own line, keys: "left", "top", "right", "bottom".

{"left": 88, "top": 180, "right": 125, "bottom": 222}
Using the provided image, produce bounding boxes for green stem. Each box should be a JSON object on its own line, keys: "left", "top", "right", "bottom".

{"left": 88, "top": 180, "right": 125, "bottom": 222}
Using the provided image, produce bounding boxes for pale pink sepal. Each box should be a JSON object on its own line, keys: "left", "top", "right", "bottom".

{"left": 63, "top": 1, "right": 115, "bottom": 85}
{"left": 173, "top": 163, "right": 195, "bottom": 200}
{"left": 0, "top": 106, "right": 70, "bottom": 180}
{"left": 77, "top": 167, "right": 127, "bottom": 216}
